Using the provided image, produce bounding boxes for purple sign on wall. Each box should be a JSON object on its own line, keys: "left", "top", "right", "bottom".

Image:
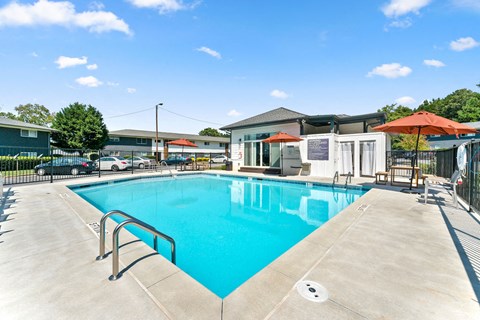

{"left": 308, "top": 139, "right": 329, "bottom": 160}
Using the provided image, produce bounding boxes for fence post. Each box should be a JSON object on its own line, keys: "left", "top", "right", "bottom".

{"left": 50, "top": 148, "right": 54, "bottom": 183}
{"left": 131, "top": 150, "right": 134, "bottom": 175}
{"left": 468, "top": 141, "right": 474, "bottom": 211}
{"left": 98, "top": 150, "right": 101, "bottom": 178}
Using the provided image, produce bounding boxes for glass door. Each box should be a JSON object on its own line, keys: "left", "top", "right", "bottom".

{"left": 360, "top": 141, "right": 376, "bottom": 176}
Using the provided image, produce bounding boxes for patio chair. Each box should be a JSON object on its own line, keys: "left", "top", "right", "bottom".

{"left": 424, "top": 170, "right": 460, "bottom": 207}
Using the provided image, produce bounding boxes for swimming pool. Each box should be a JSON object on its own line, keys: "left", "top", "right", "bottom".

{"left": 72, "top": 174, "right": 367, "bottom": 298}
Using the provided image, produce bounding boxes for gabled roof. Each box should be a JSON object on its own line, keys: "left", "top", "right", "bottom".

{"left": 220, "top": 107, "right": 306, "bottom": 130}
{"left": 463, "top": 121, "right": 480, "bottom": 129}
{"left": 109, "top": 129, "right": 230, "bottom": 143}
{"left": 0, "top": 117, "right": 54, "bottom": 132}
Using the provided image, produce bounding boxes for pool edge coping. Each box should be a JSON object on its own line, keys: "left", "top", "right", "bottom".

{"left": 61, "top": 171, "right": 375, "bottom": 319}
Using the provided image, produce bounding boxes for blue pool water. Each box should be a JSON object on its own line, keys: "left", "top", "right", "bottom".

{"left": 72, "top": 174, "right": 367, "bottom": 298}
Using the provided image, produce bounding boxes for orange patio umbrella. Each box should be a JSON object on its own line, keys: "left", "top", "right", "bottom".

{"left": 263, "top": 132, "right": 303, "bottom": 176}
{"left": 167, "top": 139, "right": 198, "bottom": 156}
{"left": 374, "top": 111, "right": 477, "bottom": 190}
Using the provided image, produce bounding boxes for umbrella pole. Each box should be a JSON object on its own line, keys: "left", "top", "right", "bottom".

{"left": 409, "top": 127, "right": 421, "bottom": 190}
{"left": 280, "top": 141, "right": 285, "bottom": 177}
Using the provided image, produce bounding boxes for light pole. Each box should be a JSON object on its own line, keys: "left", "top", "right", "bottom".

{"left": 156, "top": 103, "right": 163, "bottom": 164}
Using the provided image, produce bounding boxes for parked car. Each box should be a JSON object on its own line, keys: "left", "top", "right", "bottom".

{"left": 128, "top": 156, "right": 155, "bottom": 169}
{"left": 164, "top": 155, "right": 193, "bottom": 165}
{"left": 35, "top": 157, "right": 95, "bottom": 176}
{"left": 95, "top": 156, "right": 131, "bottom": 171}
{"left": 210, "top": 155, "right": 228, "bottom": 164}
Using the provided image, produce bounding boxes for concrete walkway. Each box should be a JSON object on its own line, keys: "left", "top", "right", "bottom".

{"left": 1, "top": 172, "right": 479, "bottom": 319}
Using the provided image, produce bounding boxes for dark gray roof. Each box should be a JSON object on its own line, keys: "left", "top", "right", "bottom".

{"left": 0, "top": 117, "right": 54, "bottom": 132}
{"left": 220, "top": 107, "right": 307, "bottom": 130}
{"left": 464, "top": 121, "right": 480, "bottom": 129}
{"left": 109, "top": 129, "right": 230, "bottom": 143}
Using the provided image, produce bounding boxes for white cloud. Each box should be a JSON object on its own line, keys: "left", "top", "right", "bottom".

{"left": 452, "top": 0, "right": 480, "bottom": 11}
{"left": 395, "top": 96, "right": 416, "bottom": 105}
{"left": 86, "top": 63, "right": 98, "bottom": 70}
{"left": 367, "top": 63, "right": 412, "bottom": 78}
{"left": 270, "top": 89, "right": 289, "bottom": 99}
{"left": 128, "top": 0, "right": 197, "bottom": 13}
{"left": 55, "top": 56, "right": 88, "bottom": 69}
{"left": 382, "top": 0, "right": 432, "bottom": 17}
{"left": 30, "top": 52, "right": 39, "bottom": 58}
{"left": 423, "top": 59, "right": 446, "bottom": 67}
{"left": 450, "top": 37, "right": 479, "bottom": 51}
{"left": 387, "top": 18, "right": 412, "bottom": 29}
{"left": 76, "top": 76, "right": 102, "bottom": 87}
{"left": 196, "top": 46, "right": 221, "bottom": 59}
{"left": 227, "top": 109, "right": 241, "bottom": 117}
{"left": 0, "top": 0, "right": 131, "bottom": 35}
{"left": 107, "top": 81, "right": 119, "bottom": 86}
{"left": 89, "top": 1, "right": 105, "bottom": 10}
{"left": 127, "top": 87, "right": 137, "bottom": 94}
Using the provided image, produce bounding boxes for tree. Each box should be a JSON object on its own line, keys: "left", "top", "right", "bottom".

{"left": 377, "top": 104, "right": 413, "bottom": 122}
{"left": 14, "top": 103, "right": 54, "bottom": 126}
{"left": 199, "top": 127, "right": 229, "bottom": 137}
{"left": 393, "top": 134, "right": 430, "bottom": 151}
{"left": 51, "top": 102, "right": 109, "bottom": 154}
{"left": 417, "top": 89, "right": 480, "bottom": 122}
{"left": 0, "top": 109, "right": 18, "bottom": 120}
{"left": 457, "top": 97, "right": 480, "bottom": 123}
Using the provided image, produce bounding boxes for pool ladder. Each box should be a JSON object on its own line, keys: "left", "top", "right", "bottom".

{"left": 96, "top": 210, "right": 176, "bottom": 281}
{"left": 158, "top": 161, "right": 174, "bottom": 176}
{"left": 344, "top": 172, "right": 352, "bottom": 188}
{"left": 332, "top": 171, "right": 339, "bottom": 187}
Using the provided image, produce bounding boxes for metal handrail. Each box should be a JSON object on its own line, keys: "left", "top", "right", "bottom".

{"left": 96, "top": 210, "right": 136, "bottom": 260}
{"left": 159, "top": 161, "right": 173, "bottom": 175}
{"left": 96, "top": 210, "right": 176, "bottom": 281}
{"left": 332, "top": 171, "right": 339, "bottom": 187}
{"left": 109, "top": 219, "right": 176, "bottom": 281}
{"left": 345, "top": 171, "right": 352, "bottom": 187}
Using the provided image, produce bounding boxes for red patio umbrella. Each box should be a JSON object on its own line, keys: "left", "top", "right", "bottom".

{"left": 263, "top": 132, "right": 303, "bottom": 176}
{"left": 167, "top": 139, "right": 198, "bottom": 157}
{"left": 374, "top": 111, "right": 477, "bottom": 191}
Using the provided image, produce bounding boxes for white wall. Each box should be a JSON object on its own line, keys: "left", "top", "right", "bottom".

{"left": 230, "top": 124, "right": 388, "bottom": 177}
{"left": 230, "top": 122, "right": 301, "bottom": 172}
{"left": 296, "top": 132, "right": 388, "bottom": 178}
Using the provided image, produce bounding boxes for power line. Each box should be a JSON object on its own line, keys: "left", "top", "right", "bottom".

{"left": 105, "top": 104, "right": 226, "bottom": 127}
{"left": 105, "top": 107, "right": 153, "bottom": 119}
{"left": 158, "top": 105, "right": 225, "bottom": 126}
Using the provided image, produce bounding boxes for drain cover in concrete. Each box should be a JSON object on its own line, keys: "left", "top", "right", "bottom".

{"left": 296, "top": 280, "right": 328, "bottom": 303}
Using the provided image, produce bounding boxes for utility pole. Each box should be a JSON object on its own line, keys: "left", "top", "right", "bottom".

{"left": 156, "top": 103, "right": 163, "bottom": 164}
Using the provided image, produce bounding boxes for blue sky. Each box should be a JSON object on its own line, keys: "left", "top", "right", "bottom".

{"left": 0, "top": 0, "right": 479, "bottom": 134}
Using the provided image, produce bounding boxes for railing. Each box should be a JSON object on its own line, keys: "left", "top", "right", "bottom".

{"left": 386, "top": 150, "right": 438, "bottom": 177}
{"left": 0, "top": 146, "right": 227, "bottom": 185}
{"left": 344, "top": 171, "right": 352, "bottom": 187}
{"left": 158, "top": 161, "right": 173, "bottom": 175}
{"left": 332, "top": 171, "right": 339, "bottom": 187}
{"left": 96, "top": 210, "right": 176, "bottom": 281}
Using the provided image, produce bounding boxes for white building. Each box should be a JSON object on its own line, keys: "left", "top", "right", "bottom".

{"left": 221, "top": 107, "right": 390, "bottom": 178}
{"left": 105, "top": 129, "right": 229, "bottom": 159}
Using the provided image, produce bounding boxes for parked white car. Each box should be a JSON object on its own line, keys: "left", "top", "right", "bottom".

{"left": 96, "top": 156, "right": 131, "bottom": 171}
{"left": 128, "top": 156, "right": 155, "bottom": 169}
{"left": 210, "top": 155, "right": 228, "bottom": 164}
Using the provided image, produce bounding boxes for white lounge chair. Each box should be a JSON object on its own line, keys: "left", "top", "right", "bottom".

{"left": 424, "top": 170, "right": 460, "bottom": 207}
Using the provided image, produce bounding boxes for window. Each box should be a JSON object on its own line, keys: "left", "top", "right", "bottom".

{"left": 136, "top": 138, "right": 147, "bottom": 145}
{"left": 220, "top": 143, "right": 226, "bottom": 147}
{"left": 460, "top": 133, "right": 475, "bottom": 137}
{"left": 20, "top": 130, "right": 37, "bottom": 138}
{"left": 204, "top": 142, "right": 210, "bottom": 146}
{"left": 109, "top": 137, "right": 120, "bottom": 142}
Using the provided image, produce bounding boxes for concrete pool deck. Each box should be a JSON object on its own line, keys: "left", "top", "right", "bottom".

{"left": 0, "top": 171, "right": 479, "bottom": 319}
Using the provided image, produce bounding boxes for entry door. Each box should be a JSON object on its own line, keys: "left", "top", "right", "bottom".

{"left": 339, "top": 142, "right": 354, "bottom": 175}
{"left": 360, "top": 141, "right": 376, "bottom": 176}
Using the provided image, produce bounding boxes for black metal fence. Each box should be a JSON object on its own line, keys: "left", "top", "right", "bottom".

{"left": 0, "top": 145, "right": 227, "bottom": 186}
{"left": 435, "top": 141, "right": 480, "bottom": 212}
{"left": 386, "top": 150, "right": 437, "bottom": 178}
